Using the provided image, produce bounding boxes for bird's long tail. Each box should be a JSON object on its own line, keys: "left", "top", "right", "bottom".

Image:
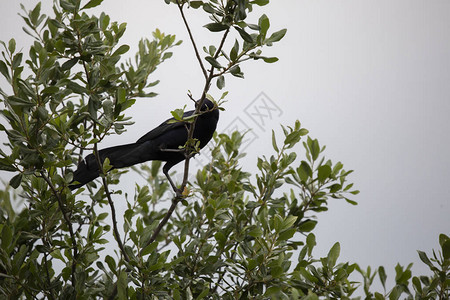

{"left": 69, "top": 142, "right": 141, "bottom": 190}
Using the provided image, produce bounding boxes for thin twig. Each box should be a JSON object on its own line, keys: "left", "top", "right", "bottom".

{"left": 93, "top": 142, "right": 130, "bottom": 263}
{"left": 176, "top": 0, "right": 208, "bottom": 79}
{"left": 145, "top": 195, "right": 182, "bottom": 247}
{"left": 40, "top": 171, "right": 77, "bottom": 287}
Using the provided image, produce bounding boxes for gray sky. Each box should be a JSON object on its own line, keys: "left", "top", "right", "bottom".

{"left": 1, "top": 0, "right": 449, "bottom": 288}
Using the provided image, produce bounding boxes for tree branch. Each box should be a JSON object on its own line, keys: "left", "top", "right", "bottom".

{"left": 176, "top": 1, "right": 208, "bottom": 79}
{"left": 40, "top": 171, "right": 77, "bottom": 287}
{"left": 93, "top": 142, "right": 130, "bottom": 263}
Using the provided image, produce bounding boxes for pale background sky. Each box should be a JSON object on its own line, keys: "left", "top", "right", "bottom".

{"left": 1, "top": 0, "right": 449, "bottom": 290}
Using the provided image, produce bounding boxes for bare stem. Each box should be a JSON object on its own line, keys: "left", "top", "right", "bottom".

{"left": 176, "top": 0, "right": 208, "bottom": 79}
{"left": 145, "top": 195, "right": 183, "bottom": 247}
{"left": 93, "top": 142, "right": 130, "bottom": 263}
{"left": 40, "top": 171, "right": 77, "bottom": 287}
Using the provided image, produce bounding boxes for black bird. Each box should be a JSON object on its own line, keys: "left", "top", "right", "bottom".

{"left": 69, "top": 99, "right": 219, "bottom": 191}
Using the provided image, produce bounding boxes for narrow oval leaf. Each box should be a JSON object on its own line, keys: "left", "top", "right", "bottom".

{"left": 9, "top": 173, "right": 22, "bottom": 189}
{"left": 61, "top": 58, "right": 78, "bottom": 71}
{"left": 327, "top": 242, "right": 340, "bottom": 268}
{"left": 234, "top": 26, "right": 254, "bottom": 43}
{"left": 442, "top": 239, "right": 450, "bottom": 260}
{"left": 204, "top": 23, "right": 229, "bottom": 32}
{"left": 0, "top": 61, "right": 10, "bottom": 80}
{"left": 205, "top": 56, "right": 222, "bottom": 69}
{"left": 82, "top": 0, "right": 104, "bottom": 9}
{"left": 112, "top": 44, "right": 130, "bottom": 57}
{"left": 266, "top": 28, "right": 287, "bottom": 44}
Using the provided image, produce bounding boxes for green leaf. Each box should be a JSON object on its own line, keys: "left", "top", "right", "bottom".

{"left": 265, "top": 286, "right": 281, "bottom": 296}
{"left": 9, "top": 173, "right": 22, "bottom": 189}
{"left": 1, "top": 225, "right": 12, "bottom": 251}
{"left": 105, "top": 255, "right": 116, "bottom": 273}
{"left": 216, "top": 75, "right": 225, "bottom": 89}
{"left": 112, "top": 44, "right": 130, "bottom": 57}
{"left": 271, "top": 130, "right": 279, "bottom": 152}
{"left": 317, "top": 165, "right": 332, "bottom": 183}
{"left": 306, "top": 233, "right": 316, "bottom": 256}
{"left": 67, "top": 81, "right": 87, "bottom": 94}
{"left": 205, "top": 56, "right": 222, "bottom": 69}
{"left": 103, "top": 99, "right": 114, "bottom": 119}
{"left": 117, "top": 270, "right": 127, "bottom": 300}
{"left": 230, "top": 40, "right": 239, "bottom": 61}
{"left": 298, "top": 220, "right": 317, "bottom": 232}
{"left": 442, "top": 239, "right": 450, "bottom": 260}
{"left": 378, "top": 266, "right": 387, "bottom": 289}
{"left": 412, "top": 276, "right": 422, "bottom": 294}
{"left": 345, "top": 198, "right": 358, "bottom": 205}
{"left": 141, "top": 241, "right": 158, "bottom": 256}
{"left": 0, "top": 61, "right": 10, "bottom": 80}
{"left": 417, "top": 250, "right": 434, "bottom": 268}
{"left": 0, "top": 160, "right": 16, "bottom": 172}
{"left": 205, "top": 206, "right": 215, "bottom": 220}
{"left": 30, "top": 3, "right": 41, "bottom": 26}
{"left": 214, "top": 231, "right": 226, "bottom": 248}
{"left": 195, "top": 288, "right": 209, "bottom": 300}
{"left": 389, "top": 286, "right": 402, "bottom": 300}
{"left": 102, "top": 158, "right": 112, "bottom": 173}
{"left": 7, "top": 96, "right": 33, "bottom": 107}
{"left": 50, "top": 249, "right": 66, "bottom": 262}
{"left": 251, "top": 0, "right": 269, "bottom": 6}
{"left": 204, "top": 23, "right": 229, "bottom": 32}
{"left": 266, "top": 29, "right": 287, "bottom": 44}
{"left": 8, "top": 39, "right": 16, "bottom": 54}
{"left": 309, "top": 137, "right": 320, "bottom": 161}
{"left": 327, "top": 242, "right": 340, "bottom": 268}
{"left": 12, "top": 53, "right": 23, "bottom": 69}
{"left": 189, "top": 1, "right": 203, "bottom": 9}
{"left": 202, "top": 3, "right": 217, "bottom": 14}
{"left": 263, "top": 57, "right": 279, "bottom": 63}
{"left": 285, "top": 130, "right": 301, "bottom": 146}
{"left": 41, "top": 86, "right": 59, "bottom": 95}
{"left": 283, "top": 215, "right": 298, "bottom": 230}
{"left": 439, "top": 233, "right": 449, "bottom": 247}
{"left": 270, "top": 265, "right": 283, "bottom": 278}
{"left": 258, "top": 14, "right": 270, "bottom": 38}
{"left": 82, "top": 0, "right": 104, "bottom": 9}
{"left": 229, "top": 65, "right": 244, "bottom": 78}
{"left": 61, "top": 58, "right": 78, "bottom": 71}
{"left": 170, "top": 107, "right": 185, "bottom": 121}
{"left": 234, "top": 26, "right": 254, "bottom": 43}
{"left": 278, "top": 228, "right": 295, "bottom": 241}
{"left": 298, "top": 161, "right": 312, "bottom": 182}
{"left": 299, "top": 268, "right": 318, "bottom": 284}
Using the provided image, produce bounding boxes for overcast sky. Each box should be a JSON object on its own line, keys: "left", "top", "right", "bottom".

{"left": 1, "top": 0, "right": 449, "bottom": 289}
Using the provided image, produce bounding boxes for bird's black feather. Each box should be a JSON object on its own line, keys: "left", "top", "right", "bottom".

{"left": 69, "top": 99, "right": 219, "bottom": 190}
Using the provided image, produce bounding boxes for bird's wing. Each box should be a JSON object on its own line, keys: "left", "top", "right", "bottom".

{"left": 136, "top": 110, "right": 195, "bottom": 143}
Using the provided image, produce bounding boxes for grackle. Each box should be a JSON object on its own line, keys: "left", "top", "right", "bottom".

{"left": 69, "top": 99, "right": 219, "bottom": 191}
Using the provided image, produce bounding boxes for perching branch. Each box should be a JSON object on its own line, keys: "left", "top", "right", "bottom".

{"left": 146, "top": 5, "right": 230, "bottom": 245}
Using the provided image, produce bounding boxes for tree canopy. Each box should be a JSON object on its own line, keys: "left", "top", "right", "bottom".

{"left": 0, "top": 1, "right": 448, "bottom": 299}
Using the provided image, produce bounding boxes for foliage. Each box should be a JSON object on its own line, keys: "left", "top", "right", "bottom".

{"left": 0, "top": 0, "right": 448, "bottom": 299}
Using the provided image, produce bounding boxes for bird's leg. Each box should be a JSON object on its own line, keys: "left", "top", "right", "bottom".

{"left": 163, "top": 166, "right": 182, "bottom": 196}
